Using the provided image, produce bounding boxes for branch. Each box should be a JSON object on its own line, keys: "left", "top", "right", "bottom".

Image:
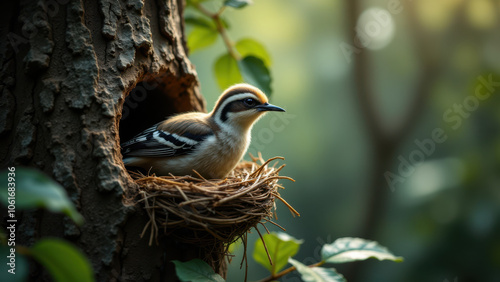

{"left": 345, "top": 1, "right": 438, "bottom": 147}
{"left": 390, "top": 1, "right": 439, "bottom": 144}
{"left": 345, "top": 1, "right": 388, "bottom": 146}
{"left": 194, "top": 3, "right": 241, "bottom": 60}
{"left": 342, "top": 3, "right": 442, "bottom": 281}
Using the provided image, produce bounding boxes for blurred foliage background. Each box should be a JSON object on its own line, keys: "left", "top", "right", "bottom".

{"left": 187, "top": 0, "right": 500, "bottom": 281}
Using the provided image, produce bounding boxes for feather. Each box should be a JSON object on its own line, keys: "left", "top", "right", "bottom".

{"left": 121, "top": 113, "right": 214, "bottom": 158}
{"left": 157, "top": 112, "right": 215, "bottom": 136}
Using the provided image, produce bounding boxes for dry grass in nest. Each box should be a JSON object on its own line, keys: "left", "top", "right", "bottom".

{"left": 127, "top": 155, "right": 300, "bottom": 248}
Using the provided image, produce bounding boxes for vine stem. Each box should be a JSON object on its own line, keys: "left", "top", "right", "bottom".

{"left": 257, "top": 260, "right": 325, "bottom": 282}
{"left": 194, "top": 3, "right": 242, "bottom": 60}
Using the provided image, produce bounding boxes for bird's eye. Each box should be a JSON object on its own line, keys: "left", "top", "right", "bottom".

{"left": 243, "top": 98, "right": 257, "bottom": 107}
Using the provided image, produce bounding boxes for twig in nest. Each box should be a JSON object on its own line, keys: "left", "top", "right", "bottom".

{"left": 250, "top": 156, "right": 285, "bottom": 178}
{"left": 271, "top": 193, "right": 300, "bottom": 217}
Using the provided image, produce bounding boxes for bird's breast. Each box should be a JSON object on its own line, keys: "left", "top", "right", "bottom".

{"left": 195, "top": 130, "right": 250, "bottom": 178}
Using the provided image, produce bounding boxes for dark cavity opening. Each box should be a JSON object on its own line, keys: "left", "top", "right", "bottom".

{"left": 119, "top": 74, "right": 179, "bottom": 143}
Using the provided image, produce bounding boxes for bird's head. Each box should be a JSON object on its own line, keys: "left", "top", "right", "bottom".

{"left": 211, "top": 84, "right": 285, "bottom": 131}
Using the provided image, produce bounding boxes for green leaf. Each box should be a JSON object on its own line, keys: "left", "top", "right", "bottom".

{"left": 186, "top": 0, "right": 210, "bottom": 6}
{"left": 289, "top": 258, "right": 346, "bottom": 282}
{"left": 220, "top": 17, "right": 231, "bottom": 29}
{"left": 228, "top": 239, "right": 241, "bottom": 253}
{"left": 173, "top": 259, "right": 225, "bottom": 282}
{"left": 236, "top": 38, "right": 272, "bottom": 67}
{"left": 0, "top": 246, "right": 29, "bottom": 282}
{"left": 253, "top": 232, "right": 303, "bottom": 275}
{"left": 185, "top": 16, "right": 216, "bottom": 29}
{"left": 321, "top": 237, "right": 404, "bottom": 264}
{"left": 224, "top": 0, "right": 252, "bottom": 9}
{"left": 214, "top": 53, "right": 243, "bottom": 90}
{"left": 238, "top": 56, "right": 272, "bottom": 95}
{"left": 0, "top": 168, "right": 84, "bottom": 225}
{"left": 187, "top": 26, "right": 218, "bottom": 53}
{"left": 30, "top": 239, "right": 94, "bottom": 282}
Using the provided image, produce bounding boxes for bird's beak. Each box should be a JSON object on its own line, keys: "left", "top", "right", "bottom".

{"left": 256, "top": 103, "right": 286, "bottom": 112}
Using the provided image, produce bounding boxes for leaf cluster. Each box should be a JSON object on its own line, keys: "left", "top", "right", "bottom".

{"left": 0, "top": 168, "right": 94, "bottom": 282}
{"left": 186, "top": 0, "right": 273, "bottom": 95}
{"left": 174, "top": 232, "right": 403, "bottom": 282}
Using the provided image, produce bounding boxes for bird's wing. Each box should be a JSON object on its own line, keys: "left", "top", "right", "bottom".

{"left": 121, "top": 113, "right": 214, "bottom": 158}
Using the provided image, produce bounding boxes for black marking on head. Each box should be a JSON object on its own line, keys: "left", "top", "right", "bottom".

{"left": 220, "top": 101, "right": 236, "bottom": 122}
{"left": 213, "top": 84, "right": 268, "bottom": 115}
{"left": 219, "top": 97, "right": 265, "bottom": 122}
{"left": 215, "top": 88, "right": 256, "bottom": 111}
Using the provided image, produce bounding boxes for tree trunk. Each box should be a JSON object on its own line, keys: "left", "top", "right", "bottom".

{"left": 0, "top": 0, "right": 224, "bottom": 280}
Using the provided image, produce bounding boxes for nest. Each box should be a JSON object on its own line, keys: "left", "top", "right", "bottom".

{"left": 128, "top": 155, "right": 299, "bottom": 247}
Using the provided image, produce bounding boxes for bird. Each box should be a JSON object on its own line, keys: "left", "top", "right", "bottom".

{"left": 121, "top": 83, "right": 285, "bottom": 179}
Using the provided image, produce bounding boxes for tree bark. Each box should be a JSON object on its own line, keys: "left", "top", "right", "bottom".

{"left": 0, "top": 0, "right": 222, "bottom": 280}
